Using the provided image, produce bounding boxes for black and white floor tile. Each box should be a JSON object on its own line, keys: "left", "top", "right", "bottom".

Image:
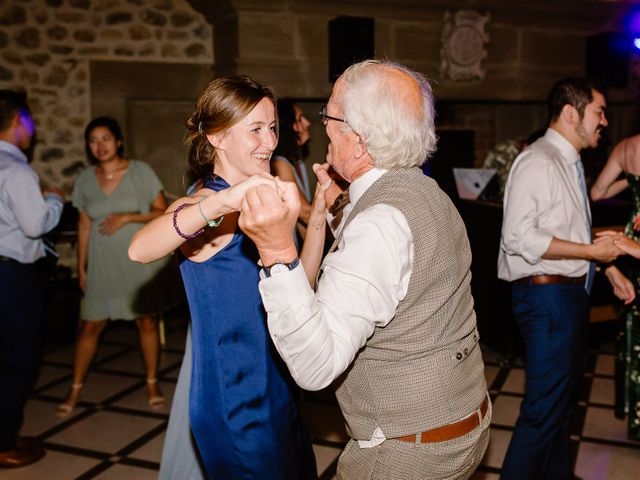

{"left": 9, "top": 310, "right": 640, "bottom": 479}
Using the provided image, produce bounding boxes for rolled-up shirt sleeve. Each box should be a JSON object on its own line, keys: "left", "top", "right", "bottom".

{"left": 259, "top": 204, "right": 413, "bottom": 391}
{"left": 501, "top": 154, "right": 555, "bottom": 264}
{"left": 8, "top": 166, "right": 64, "bottom": 238}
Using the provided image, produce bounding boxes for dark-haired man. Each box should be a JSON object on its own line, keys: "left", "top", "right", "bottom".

{"left": 499, "top": 78, "right": 634, "bottom": 479}
{"left": 0, "top": 90, "right": 64, "bottom": 467}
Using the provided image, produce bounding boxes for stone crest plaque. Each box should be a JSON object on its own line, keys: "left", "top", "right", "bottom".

{"left": 440, "top": 10, "right": 490, "bottom": 82}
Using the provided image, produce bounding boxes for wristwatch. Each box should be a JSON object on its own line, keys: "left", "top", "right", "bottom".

{"left": 262, "top": 257, "right": 300, "bottom": 277}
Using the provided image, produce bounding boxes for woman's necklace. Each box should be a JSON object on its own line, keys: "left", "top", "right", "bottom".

{"left": 99, "top": 159, "right": 126, "bottom": 180}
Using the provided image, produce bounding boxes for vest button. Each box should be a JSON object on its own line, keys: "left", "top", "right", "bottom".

{"left": 456, "top": 352, "right": 463, "bottom": 360}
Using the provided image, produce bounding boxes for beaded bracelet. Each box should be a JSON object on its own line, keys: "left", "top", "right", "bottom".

{"left": 197, "top": 196, "right": 224, "bottom": 228}
{"left": 172, "top": 203, "right": 204, "bottom": 240}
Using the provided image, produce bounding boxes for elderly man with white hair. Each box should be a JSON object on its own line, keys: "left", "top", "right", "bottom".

{"left": 239, "top": 59, "right": 490, "bottom": 480}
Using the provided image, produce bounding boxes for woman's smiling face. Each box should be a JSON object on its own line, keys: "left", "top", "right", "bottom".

{"left": 209, "top": 97, "right": 277, "bottom": 185}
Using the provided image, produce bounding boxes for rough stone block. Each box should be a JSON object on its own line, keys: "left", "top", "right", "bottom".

{"left": 3, "top": 51, "right": 23, "bottom": 65}
{"left": 0, "top": 5, "right": 26, "bottom": 26}
{"left": 69, "top": 0, "right": 91, "bottom": 10}
{"left": 47, "top": 25, "right": 68, "bottom": 41}
{"left": 185, "top": 43, "right": 207, "bottom": 58}
{"left": 94, "top": 0, "right": 120, "bottom": 13}
{"left": 152, "top": 0, "right": 173, "bottom": 11}
{"left": 49, "top": 44, "right": 74, "bottom": 55}
{"left": 45, "top": 66, "right": 68, "bottom": 87}
{"left": 53, "top": 129, "right": 73, "bottom": 144}
{"left": 130, "top": 25, "right": 152, "bottom": 40}
{"left": 55, "top": 10, "right": 86, "bottom": 24}
{"left": 161, "top": 43, "right": 180, "bottom": 58}
{"left": 171, "top": 10, "right": 195, "bottom": 28}
{"left": 141, "top": 9, "right": 167, "bottom": 27}
{"left": 26, "top": 53, "right": 50, "bottom": 66}
{"left": 138, "top": 44, "right": 156, "bottom": 56}
{"left": 78, "top": 47, "right": 109, "bottom": 56}
{"left": 16, "top": 27, "right": 41, "bottom": 49}
{"left": 114, "top": 46, "right": 135, "bottom": 56}
{"left": 106, "top": 11, "right": 132, "bottom": 25}
{"left": 167, "top": 30, "right": 189, "bottom": 41}
{"left": 192, "top": 23, "right": 210, "bottom": 40}
{"left": 73, "top": 29, "right": 96, "bottom": 42}
{"left": 42, "top": 147, "right": 64, "bottom": 163}
{"left": 32, "top": 6, "right": 49, "bottom": 24}
{"left": 100, "top": 29, "right": 124, "bottom": 41}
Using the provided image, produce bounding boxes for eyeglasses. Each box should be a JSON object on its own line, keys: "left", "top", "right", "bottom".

{"left": 318, "top": 104, "right": 346, "bottom": 126}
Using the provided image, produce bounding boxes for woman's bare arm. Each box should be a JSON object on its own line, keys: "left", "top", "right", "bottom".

{"left": 129, "top": 174, "right": 276, "bottom": 263}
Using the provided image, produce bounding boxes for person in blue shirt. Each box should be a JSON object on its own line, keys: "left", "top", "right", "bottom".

{"left": 0, "top": 90, "right": 64, "bottom": 468}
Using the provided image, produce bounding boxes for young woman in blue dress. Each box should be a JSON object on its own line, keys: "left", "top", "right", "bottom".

{"left": 129, "top": 75, "right": 329, "bottom": 479}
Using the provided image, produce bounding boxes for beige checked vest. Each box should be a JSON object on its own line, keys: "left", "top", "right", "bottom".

{"left": 327, "top": 167, "right": 487, "bottom": 440}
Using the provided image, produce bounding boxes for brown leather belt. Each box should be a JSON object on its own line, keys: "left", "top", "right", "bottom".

{"left": 515, "top": 274, "right": 586, "bottom": 285}
{"left": 394, "top": 396, "right": 489, "bottom": 444}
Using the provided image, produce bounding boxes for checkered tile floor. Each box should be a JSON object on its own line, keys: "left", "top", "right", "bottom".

{"left": 9, "top": 309, "right": 640, "bottom": 479}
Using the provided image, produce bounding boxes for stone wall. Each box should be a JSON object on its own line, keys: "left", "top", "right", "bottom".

{"left": 0, "top": 0, "right": 213, "bottom": 192}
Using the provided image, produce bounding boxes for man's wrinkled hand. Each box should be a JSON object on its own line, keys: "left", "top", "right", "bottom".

{"left": 239, "top": 181, "right": 300, "bottom": 265}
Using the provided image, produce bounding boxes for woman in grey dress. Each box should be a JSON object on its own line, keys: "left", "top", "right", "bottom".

{"left": 57, "top": 117, "right": 175, "bottom": 417}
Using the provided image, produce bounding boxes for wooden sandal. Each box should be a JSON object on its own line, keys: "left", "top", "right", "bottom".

{"left": 56, "top": 383, "right": 83, "bottom": 418}
{"left": 146, "top": 378, "right": 165, "bottom": 410}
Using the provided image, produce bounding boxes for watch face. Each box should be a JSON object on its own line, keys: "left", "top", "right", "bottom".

{"left": 269, "top": 263, "right": 290, "bottom": 275}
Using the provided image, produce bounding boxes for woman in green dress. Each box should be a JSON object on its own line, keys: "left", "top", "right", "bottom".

{"left": 592, "top": 134, "right": 640, "bottom": 440}
{"left": 57, "top": 117, "right": 175, "bottom": 417}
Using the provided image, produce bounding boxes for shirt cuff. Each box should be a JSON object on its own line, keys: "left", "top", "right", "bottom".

{"left": 44, "top": 192, "right": 64, "bottom": 205}
{"left": 259, "top": 262, "right": 312, "bottom": 313}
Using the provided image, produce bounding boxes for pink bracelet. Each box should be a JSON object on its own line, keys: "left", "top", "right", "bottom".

{"left": 172, "top": 203, "right": 204, "bottom": 240}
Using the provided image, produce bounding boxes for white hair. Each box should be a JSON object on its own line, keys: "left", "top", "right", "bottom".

{"left": 339, "top": 59, "right": 437, "bottom": 169}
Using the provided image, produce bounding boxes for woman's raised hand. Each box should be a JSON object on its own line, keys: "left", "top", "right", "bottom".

{"left": 221, "top": 173, "right": 277, "bottom": 211}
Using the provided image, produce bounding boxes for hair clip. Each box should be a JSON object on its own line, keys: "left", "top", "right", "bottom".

{"left": 198, "top": 121, "right": 203, "bottom": 135}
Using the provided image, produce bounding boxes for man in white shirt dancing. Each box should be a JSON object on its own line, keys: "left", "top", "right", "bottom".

{"left": 498, "top": 77, "right": 634, "bottom": 480}
{"left": 239, "top": 59, "right": 490, "bottom": 479}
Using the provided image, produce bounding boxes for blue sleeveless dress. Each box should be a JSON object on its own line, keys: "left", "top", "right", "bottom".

{"left": 179, "top": 175, "right": 317, "bottom": 479}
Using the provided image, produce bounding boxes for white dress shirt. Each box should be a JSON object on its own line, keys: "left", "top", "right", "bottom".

{"left": 0, "top": 141, "right": 64, "bottom": 263}
{"left": 259, "top": 168, "right": 414, "bottom": 446}
{"left": 498, "top": 128, "right": 591, "bottom": 281}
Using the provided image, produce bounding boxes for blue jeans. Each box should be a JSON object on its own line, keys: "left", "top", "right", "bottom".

{"left": 501, "top": 282, "right": 588, "bottom": 480}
